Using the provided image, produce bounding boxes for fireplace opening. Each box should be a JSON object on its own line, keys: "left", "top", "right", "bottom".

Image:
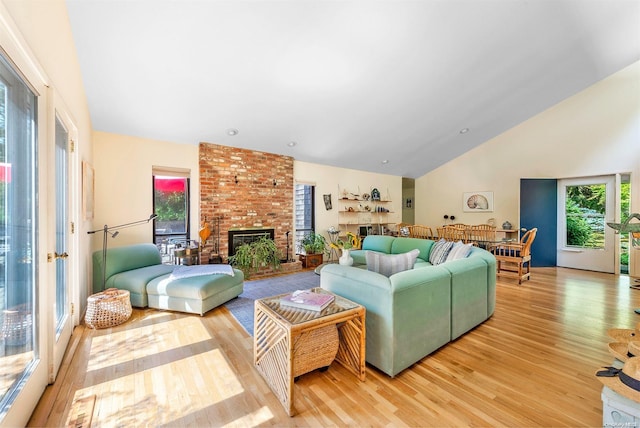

{"left": 228, "top": 228, "right": 275, "bottom": 258}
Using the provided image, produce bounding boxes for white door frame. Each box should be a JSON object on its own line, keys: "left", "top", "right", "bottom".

{"left": 557, "top": 175, "right": 617, "bottom": 273}
{"left": 47, "top": 88, "right": 78, "bottom": 384}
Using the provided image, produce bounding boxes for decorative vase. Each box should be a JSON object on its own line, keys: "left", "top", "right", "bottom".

{"left": 339, "top": 249, "right": 354, "bottom": 266}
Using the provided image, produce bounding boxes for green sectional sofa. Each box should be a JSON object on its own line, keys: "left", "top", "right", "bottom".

{"left": 92, "top": 243, "right": 244, "bottom": 315}
{"left": 320, "top": 235, "right": 496, "bottom": 377}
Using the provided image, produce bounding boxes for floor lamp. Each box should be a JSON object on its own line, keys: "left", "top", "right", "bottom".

{"left": 88, "top": 213, "right": 158, "bottom": 291}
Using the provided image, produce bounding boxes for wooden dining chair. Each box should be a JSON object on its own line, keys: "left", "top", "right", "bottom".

{"left": 468, "top": 224, "right": 497, "bottom": 248}
{"left": 491, "top": 228, "right": 538, "bottom": 284}
{"left": 437, "top": 225, "right": 467, "bottom": 242}
{"left": 408, "top": 225, "right": 434, "bottom": 240}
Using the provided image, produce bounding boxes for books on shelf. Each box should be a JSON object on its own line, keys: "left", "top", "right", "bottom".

{"left": 280, "top": 289, "right": 335, "bottom": 311}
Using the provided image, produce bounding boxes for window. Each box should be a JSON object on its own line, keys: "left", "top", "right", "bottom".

{"left": 0, "top": 53, "right": 38, "bottom": 414}
{"left": 152, "top": 168, "right": 190, "bottom": 263}
{"left": 565, "top": 183, "right": 606, "bottom": 249}
{"left": 295, "top": 184, "right": 315, "bottom": 249}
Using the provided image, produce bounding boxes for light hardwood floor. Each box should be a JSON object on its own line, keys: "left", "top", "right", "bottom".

{"left": 28, "top": 267, "right": 638, "bottom": 427}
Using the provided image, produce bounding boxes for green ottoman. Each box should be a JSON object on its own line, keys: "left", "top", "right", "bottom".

{"left": 146, "top": 265, "right": 244, "bottom": 315}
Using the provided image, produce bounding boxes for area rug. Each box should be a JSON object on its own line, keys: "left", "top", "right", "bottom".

{"left": 224, "top": 270, "right": 320, "bottom": 336}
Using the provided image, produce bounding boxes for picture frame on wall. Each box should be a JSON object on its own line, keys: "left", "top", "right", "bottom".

{"left": 323, "top": 194, "right": 332, "bottom": 210}
{"left": 463, "top": 191, "right": 494, "bottom": 212}
{"left": 83, "top": 161, "right": 95, "bottom": 219}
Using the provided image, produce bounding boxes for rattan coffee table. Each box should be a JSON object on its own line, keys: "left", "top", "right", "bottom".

{"left": 254, "top": 287, "right": 366, "bottom": 416}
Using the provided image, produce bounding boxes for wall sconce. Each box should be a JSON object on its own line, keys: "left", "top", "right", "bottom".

{"left": 273, "top": 179, "right": 277, "bottom": 187}
{"left": 234, "top": 175, "right": 239, "bottom": 184}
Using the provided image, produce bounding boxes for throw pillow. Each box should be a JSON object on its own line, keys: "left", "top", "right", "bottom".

{"left": 429, "top": 239, "right": 454, "bottom": 265}
{"left": 366, "top": 249, "right": 420, "bottom": 277}
{"left": 446, "top": 241, "right": 473, "bottom": 262}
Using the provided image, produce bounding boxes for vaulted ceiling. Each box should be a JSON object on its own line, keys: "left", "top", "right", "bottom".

{"left": 66, "top": 0, "right": 640, "bottom": 178}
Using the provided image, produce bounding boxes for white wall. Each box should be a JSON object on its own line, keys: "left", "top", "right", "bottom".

{"left": 294, "top": 161, "right": 402, "bottom": 247}
{"left": 92, "top": 132, "right": 200, "bottom": 250}
{"left": 92, "top": 134, "right": 402, "bottom": 258}
{"left": 415, "top": 60, "right": 640, "bottom": 272}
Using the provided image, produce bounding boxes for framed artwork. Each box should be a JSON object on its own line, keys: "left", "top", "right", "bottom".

{"left": 83, "top": 161, "right": 94, "bottom": 219}
{"left": 463, "top": 191, "right": 494, "bottom": 212}
{"left": 323, "top": 194, "right": 332, "bottom": 210}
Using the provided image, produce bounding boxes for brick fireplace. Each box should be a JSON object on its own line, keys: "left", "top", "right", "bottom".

{"left": 199, "top": 143, "right": 294, "bottom": 263}
{"left": 228, "top": 228, "right": 275, "bottom": 258}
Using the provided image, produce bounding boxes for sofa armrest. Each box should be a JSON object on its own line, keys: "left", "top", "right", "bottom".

{"left": 320, "top": 263, "right": 452, "bottom": 376}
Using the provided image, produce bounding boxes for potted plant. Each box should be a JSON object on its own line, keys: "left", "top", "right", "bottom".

{"left": 297, "top": 232, "right": 326, "bottom": 268}
{"left": 329, "top": 232, "right": 359, "bottom": 265}
{"left": 298, "top": 231, "right": 327, "bottom": 255}
{"left": 228, "top": 236, "right": 282, "bottom": 278}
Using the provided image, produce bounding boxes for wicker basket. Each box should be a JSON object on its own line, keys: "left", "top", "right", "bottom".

{"left": 293, "top": 324, "right": 339, "bottom": 378}
{"left": 1, "top": 304, "right": 32, "bottom": 347}
{"left": 85, "top": 288, "right": 132, "bottom": 329}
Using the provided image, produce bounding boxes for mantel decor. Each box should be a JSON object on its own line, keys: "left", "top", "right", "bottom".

{"left": 88, "top": 213, "right": 158, "bottom": 290}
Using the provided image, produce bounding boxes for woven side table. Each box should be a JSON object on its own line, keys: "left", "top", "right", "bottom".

{"left": 254, "top": 288, "right": 366, "bottom": 416}
{"left": 85, "top": 288, "right": 132, "bottom": 329}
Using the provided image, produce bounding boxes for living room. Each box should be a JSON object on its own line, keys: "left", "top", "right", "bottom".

{"left": 1, "top": 0, "right": 639, "bottom": 426}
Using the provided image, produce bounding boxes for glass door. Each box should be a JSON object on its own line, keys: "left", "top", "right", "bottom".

{"left": 557, "top": 176, "right": 615, "bottom": 273}
{"left": 0, "top": 53, "right": 39, "bottom": 422}
{"left": 51, "top": 114, "right": 72, "bottom": 381}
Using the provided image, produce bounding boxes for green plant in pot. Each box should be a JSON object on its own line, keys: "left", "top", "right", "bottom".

{"left": 298, "top": 231, "right": 327, "bottom": 255}
{"left": 228, "top": 236, "right": 282, "bottom": 278}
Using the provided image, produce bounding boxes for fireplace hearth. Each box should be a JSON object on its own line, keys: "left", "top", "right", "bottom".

{"left": 228, "top": 228, "right": 275, "bottom": 258}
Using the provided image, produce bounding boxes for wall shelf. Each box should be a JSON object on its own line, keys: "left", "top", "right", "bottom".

{"left": 337, "top": 198, "right": 394, "bottom": 237}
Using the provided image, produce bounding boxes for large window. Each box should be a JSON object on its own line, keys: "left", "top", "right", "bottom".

{"left": 0, "top": 54, "right": 38, "bottom": 415}
{"left": 152, "top": 169, "right": 190, "bottom": 263}
{"left": 564, "top": 183, "right": 606, "bottom": 249}
{"left": 294, "top": 184, "right": 315, "bottom": 249}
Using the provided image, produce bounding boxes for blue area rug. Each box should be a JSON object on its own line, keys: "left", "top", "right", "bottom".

{"left": 224, "top": 270, "right": 320, "bottom": 336}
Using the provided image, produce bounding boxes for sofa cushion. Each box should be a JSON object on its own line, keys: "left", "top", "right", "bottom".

{"left": 446, "top": 241, "right": 473, "bottom": 262}
{"left": 366, "top": 249, "right": 420, "bottom": 277}
{"left": 361, "top": 235, "right": 395, "bottom": 254}
{"left": 390, "top": 237, "right": 433, "bottom": 262}
{"left": 429, "top": 239, "right": 454, "bottom": 265}
{"left": 93, "top": 243, "right": 164, "bottom": 294}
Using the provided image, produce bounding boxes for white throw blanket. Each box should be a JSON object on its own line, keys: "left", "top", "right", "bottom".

{"left": 169, "top": 264, "right": 235, "bottom": 280}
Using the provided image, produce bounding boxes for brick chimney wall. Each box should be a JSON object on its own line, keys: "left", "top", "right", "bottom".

{"left": 199, "top": 142, "right": 294, "bottom": 262}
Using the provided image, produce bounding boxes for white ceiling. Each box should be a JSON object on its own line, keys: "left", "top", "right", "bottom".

{"left": 65, "top": 0, "right": 640, "bottom": 178}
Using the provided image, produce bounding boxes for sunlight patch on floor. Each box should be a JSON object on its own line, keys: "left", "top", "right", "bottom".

{"left": 219, "top": 405, "right": 274, "bottom": 427}
{"left": 87, "top": 316, "right": 211, "bottom": 372}
{"left": 78, "top": 348, "right": 245, "bottom": 426}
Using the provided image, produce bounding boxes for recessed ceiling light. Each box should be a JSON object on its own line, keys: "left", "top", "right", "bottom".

{"left": 459, "top": 128, "right": 469, "bottom": 134}
{"left": 381, "top": 160, "right": 389, "bottom": 165}
{"left": 226, "top": 128, "right": 239, "bottom": 136}
{"left": 287, "top": 141, "right": 297, "bottom": 147}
